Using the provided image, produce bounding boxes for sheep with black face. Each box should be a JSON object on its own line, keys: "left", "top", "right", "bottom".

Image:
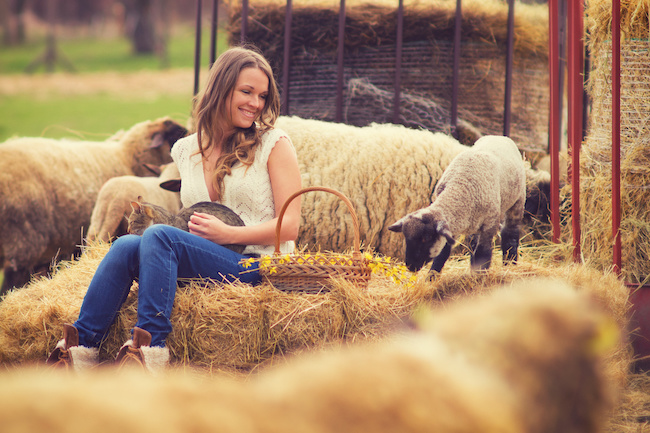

{"left": 389, "top": 135, "right": 526, "bottom": 276}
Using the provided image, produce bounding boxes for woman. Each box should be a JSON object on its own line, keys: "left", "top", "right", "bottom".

{"left": 46, "top": 46, "right": 302, "bottom": 371}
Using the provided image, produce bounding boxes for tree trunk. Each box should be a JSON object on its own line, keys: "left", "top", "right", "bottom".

{"left": 132, "top": 0, "right": 155, "bottom": 53}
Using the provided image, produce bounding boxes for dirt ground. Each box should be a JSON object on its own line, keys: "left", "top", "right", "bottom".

{"left": 0, "top": 68, "right": 197, "bottom": 100}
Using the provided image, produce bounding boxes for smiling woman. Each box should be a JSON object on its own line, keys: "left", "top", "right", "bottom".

{"left": 227, "top": 67, "right": 269, "bottom": 130}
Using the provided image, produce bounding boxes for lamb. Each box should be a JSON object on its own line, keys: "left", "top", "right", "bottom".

{"left": 87, "top": 162, "right": 182, "bottom": 243}
{"left": 0, "top": 279, "right": 619, "bottom": 433}
{"left": 388, "top": 135, "right": 526, "bottom": 275}
{"left": 0, "top": 117, "right": 187, "bottom": 293}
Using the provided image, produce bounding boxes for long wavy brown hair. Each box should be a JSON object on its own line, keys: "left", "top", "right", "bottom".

{"left": 192, "top": 45, "right": 280, "bottom": 200}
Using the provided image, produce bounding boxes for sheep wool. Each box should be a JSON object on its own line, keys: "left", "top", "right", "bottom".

{"left": 0, "top": 279, "right": 618, "bottom": 433}
{"left": 389, "top": 135, "right": 526, "bottom": 274}
{"left": 87, "top": 162, "right": 181, "bottom": 242}
{"left": 275, "top": 116, "right": 468, "bottom": 258}
{"left": 0, "top": 117, "right": 187, "bottom": 293}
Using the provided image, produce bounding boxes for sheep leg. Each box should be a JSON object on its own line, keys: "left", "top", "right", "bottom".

{"left": 469, "top": 233, "right": 493, "bottom": 271}
{"left": 428, "top": 242, "right": 452, "bottom": 277}
{"left": 501, "top": 201, "right": 524, "bottom": 265}
{"left": 500, "top": 225, "right": 520, "bottom": 264}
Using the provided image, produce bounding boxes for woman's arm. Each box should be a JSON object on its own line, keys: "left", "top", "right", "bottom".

{"left": 188, "top": 136, "right": 302, "bottom": 246}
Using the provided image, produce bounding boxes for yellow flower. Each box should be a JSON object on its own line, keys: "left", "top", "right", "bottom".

{"left": 240, "top": 257, "right": 256, "bottom": 269}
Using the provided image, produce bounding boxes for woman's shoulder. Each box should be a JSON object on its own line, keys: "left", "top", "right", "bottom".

{"left": 261, "top": 126, "right": 293, "bottom": 151}
{"left": 257, "top": 127, "right": 294, "bottom": 162}
{"left": 171, "top": 132, "right": 199, "bottom": 162}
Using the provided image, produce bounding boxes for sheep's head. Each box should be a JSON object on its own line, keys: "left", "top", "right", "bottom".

{"left": 389, "top": 209, "right": 454, "bottom": 272}
{"left": 129, "top": 118, "right": 189, "bottom": 176}
{"left": 149, "top": 119, "right": 188, "bottom": 150}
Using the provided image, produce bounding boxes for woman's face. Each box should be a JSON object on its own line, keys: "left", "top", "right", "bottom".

{"left": 226, "top": 67, "right": 269, "bottom": 130}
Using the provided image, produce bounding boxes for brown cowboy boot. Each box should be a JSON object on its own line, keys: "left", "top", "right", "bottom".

{"left": 115, "top": 327, "right": 170, "bottom": 374}
{"left": 46, "top": 323, "right": 98, "bottom": 370}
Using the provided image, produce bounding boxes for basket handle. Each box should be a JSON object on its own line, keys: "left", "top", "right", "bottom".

{"left": 274, "top": 186, "right": 362, "bottom": 256}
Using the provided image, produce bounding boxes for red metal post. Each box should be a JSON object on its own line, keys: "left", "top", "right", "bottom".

{"left": 567, "top": 0, "right": 583, "bottom": 262}
{"left": 392, "top": 0, "right": 404, "bottom": 124}
{"left": 282, "top": 0, "right": 293, "bottom": 115}
{"left": 503, "top": 0, "right": 515, "bottom": 136}
{"left": 450, "top": 0, "right": 462, "bottom": 137}
{"left": 548, "top": 0, "right": 561, "bottom": 242}
{"left": 241, "top": 0, "right": 248, "bottom": 43}
{"left": 335, "top": 0, "right": 346, "bottom": 123}
{"left": 209, "top": 0, "right": 219, "bottom": 68}
{"left": 193, "top": 0, "right": 202, "bottom": 96}
{"left": 612, "top": 0, "right": 621, "bottom": 274}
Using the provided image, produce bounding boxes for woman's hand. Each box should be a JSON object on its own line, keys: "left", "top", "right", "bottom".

{"left": 187, "top": 212, "right": 236, "bottom": 245}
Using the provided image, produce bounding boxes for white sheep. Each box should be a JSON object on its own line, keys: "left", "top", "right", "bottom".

{"left": 388, "top": 135, "right": 526, "bottom": 275}
{"left": 274, "top": 116, "right": 468, "bottom": 258}
{"left": 87, "top": 162, "right": 182, "bottom": 243}
{"left": 0, "top": 117, "right": 187, "bottom": 293}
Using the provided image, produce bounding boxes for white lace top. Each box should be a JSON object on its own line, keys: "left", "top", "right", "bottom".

{"left": 171, "top": 127, "right": 296, "bottom": 256}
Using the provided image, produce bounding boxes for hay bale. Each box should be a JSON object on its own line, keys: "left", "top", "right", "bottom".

{"left": 578, "top": 1, "right": 650, "bottom": 284}
{"left": 0, "top": 240, "right": 631, "bottom": 376}
{"left": 229, "top": 0, "right": 549, "bottom": 152}
{"left": 0, "top": 278, "right": 624, "bottom": 433}
{"left": 344, "top": 77, "right": 483, "bottom": 146}
{"left": 2, "top": 236, "right": 647, "bottom": 432}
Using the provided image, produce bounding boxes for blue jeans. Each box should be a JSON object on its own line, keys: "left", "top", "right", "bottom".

{"left": 74, "top": 224, "right": 260, "bottom": 348}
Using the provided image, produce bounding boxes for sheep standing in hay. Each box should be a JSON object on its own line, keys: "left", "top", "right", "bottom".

{"left": 0, "top": 279, "right": 619, "bottom": 433}
{"left": 389, "top": 135, "right": 526, "bottom": 276}
{"left": 0, "top": 117, "right": 187, "bottom": 293}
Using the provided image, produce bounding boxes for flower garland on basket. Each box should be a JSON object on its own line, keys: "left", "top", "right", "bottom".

{"left": 239, "top": 186, "right": 417, "bottom": 293}
{"left": 240, "top": 250, "right": 417, "bottom": 292}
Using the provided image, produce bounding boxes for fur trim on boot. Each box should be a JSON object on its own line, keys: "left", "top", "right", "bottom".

{"left": 46, "top": 323, "right": 98, "bottom": 371}
{"left": 115, "top": 327, "right": 169, "bottom": 374}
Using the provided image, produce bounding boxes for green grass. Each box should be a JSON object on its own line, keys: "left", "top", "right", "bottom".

{"left": 0, "top": 94, "right": 191, "bottom": 141}
{"left": 0, "top": 27, "right": 231, "bottom": 141}
{"left": 0, "top": 26, "right": 230, "bottom": 74}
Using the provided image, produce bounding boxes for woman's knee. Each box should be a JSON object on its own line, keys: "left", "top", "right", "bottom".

{"left": 110, "top": 234, "right": 141, "bottom": 256}
{"left": 104, "top": 234, "right": 142, "bottom": 272}
{"left": 140, "top": 224, "right": 182, "bottom": 246}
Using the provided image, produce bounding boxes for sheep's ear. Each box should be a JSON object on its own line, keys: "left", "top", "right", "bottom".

{"left": 388, "top": 219, "right": 404, "bottom": 233}
{"left": 437, "top": 220, "right": 455, "bottom": 245}
{"left": 160, "top": 179, "right": 181, "bottom": 192}
{"left": 163, "top": 121, "right": 188, "bottom": 147}
{"left": 150, "top": 122, "right": 188, "bottom": 149}
{"left": 150, "top": 132, "right": 165, "bottom": 149}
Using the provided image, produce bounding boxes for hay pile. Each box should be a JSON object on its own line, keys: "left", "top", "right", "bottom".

{"left": 0, "top": 237, "right": 646, "bottom": 431}
{"left": 0, "top": 240, "right": 630, "bottom": 373}
{"left": 580, "top": 0, "right": 650, "bottom": 285}
{"left": 0, "top": 280, "right": 625, "bottom": 433}
{"left": 228, "top": 0, "right": 549, "bottom": 152}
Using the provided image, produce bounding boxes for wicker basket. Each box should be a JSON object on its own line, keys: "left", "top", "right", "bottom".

{"left": 260, "top": 186, "right": 371, "bottom": 293}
